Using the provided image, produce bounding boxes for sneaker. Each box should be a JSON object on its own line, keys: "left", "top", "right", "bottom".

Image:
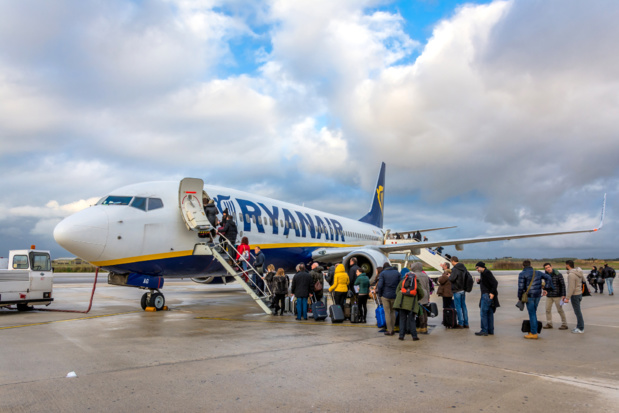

{"left": 558, "top": 325, "right": 569, "bottom": 330}
{"left": 524, "top": 333, "right": 538, "bottom": 339}
{"left": 412, "top": 337, "right": 420, "bottom": 341}
{"left": 475, "top": 331, "right": 488, "bottom": 336}
{"left": 463, "top": 325, "right": 470, "bottom": 329}
{"left": 571, "top": 328, "right": 584, "bottom": 334}
{"left": 543, "top": 324, "right": 553, "bottom": 329}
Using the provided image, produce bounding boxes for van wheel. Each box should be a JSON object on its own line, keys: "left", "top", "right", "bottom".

{"left": 17, "top": 304, "right": 33, "bottom": 312}
{"left": 149, "top": 292, "right": 165, "bottom": 311}
{"left": 140, "top": 293, "right": 148, "bottom": 310}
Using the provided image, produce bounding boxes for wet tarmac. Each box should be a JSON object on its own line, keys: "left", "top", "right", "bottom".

{"left": 1, "top": 271, "right": 618, "bottom": 412}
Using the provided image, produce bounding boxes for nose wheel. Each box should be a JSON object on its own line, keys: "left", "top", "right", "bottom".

{"left": 140, "top": 291, "right": 166, "bottom": 311}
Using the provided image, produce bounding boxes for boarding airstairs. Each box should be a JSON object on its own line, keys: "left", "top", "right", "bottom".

{"left": 384, "top": 238, "right": 450, "bottom": 272}
{"left": 193, "top": 237, "right": 274, "bottom": 315}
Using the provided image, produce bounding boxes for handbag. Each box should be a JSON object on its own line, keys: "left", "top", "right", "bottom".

{"left": 515, "top": 300, "right": 525, "bottom": 311}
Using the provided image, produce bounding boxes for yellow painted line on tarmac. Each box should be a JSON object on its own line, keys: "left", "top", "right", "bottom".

{"left": 0, "top": 311, "right": 141, "bottom": 330}
{"left": 195, "top": 316, "right": 378, "bottom": 328}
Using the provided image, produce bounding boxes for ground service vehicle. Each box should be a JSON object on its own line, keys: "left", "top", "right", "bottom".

{"left": 0, "top": 247, "right": 53, "bottom": 311}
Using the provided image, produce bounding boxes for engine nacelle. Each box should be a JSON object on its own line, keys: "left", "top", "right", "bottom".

{"left": 342, "top": 249, "right": 390, "bottom": 279}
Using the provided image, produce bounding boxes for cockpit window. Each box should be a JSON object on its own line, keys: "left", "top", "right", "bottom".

{"left": 130, "top": 197, "right": 147, "bottom": 211}
{"left": 101, "top": 196, "right": 133, "bottom": 206}
{"left": 148, "top": 198, "right": 164, "bottom": 211}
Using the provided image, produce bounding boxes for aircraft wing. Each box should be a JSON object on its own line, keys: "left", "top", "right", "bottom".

{"left": 312, "top": 228, "right": 600, "bottom": 262}
{"left": 379, "top": 228, "right": 599, "bottom": 255}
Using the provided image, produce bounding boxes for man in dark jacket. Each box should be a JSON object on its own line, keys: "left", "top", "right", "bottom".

{"left": 253, "top": 246, "right": 265, "bottom": 292}
{"left": 474, "top": 262, "right": 498, "bottom": 336}
{"left": 348, "top": 257, "right": 360, "bottom": 302}
{"left": 518, "top": 260, "right": 554, "bottom": 339}
{"left": 449, "top": 256, "right": 469, "bottom": 329}
{"left": 290, "top": 263, "right": 312, "bottom": 320}
{"left": 543, "top": 263, "right": 568, "bottom": 330}
{"left": 219, "top": 215, "right": 238, "bottom": 258}
{"left": 377, "top": 263, "right": 401, "bottom": 336}
{"left": 309, "top": 263, "right": 325, "bottom": 304}
{"left": 602, "top": 263, "right": 615, "bottom": 296}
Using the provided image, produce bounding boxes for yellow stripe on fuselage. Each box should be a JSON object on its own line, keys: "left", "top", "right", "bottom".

{"left": 90, "top": 242, "right": 365, "bottom": 267}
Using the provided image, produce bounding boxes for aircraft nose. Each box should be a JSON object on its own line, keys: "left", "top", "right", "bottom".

{"left": 54, "top": 207, "right": 109, "bottom": 262}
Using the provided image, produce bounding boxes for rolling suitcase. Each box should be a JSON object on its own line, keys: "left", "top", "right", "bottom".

{"left": 285, "top": 296, "right": 292, "bottom": 313}
{"left": 312, "top": 300, "right": 328, "bottom": 321}
{"left": 443, "top": 308, "right": 457, "bottom": 328}
{"left": 343, "top": 303, "right": 351, "bottom": 320}
{"left": 350, "top": 303, "right": 361, "bottom": 323}
{"left": 374, "top": 295, "right": 386, "bottom": 328}
{"left": 422, "top": 302, "right": 439, "bottom": 318}
{"left": 329, "top": 293, "right": 345, "bottom": 323}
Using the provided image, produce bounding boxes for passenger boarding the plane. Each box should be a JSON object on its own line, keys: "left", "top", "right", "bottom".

{"left": 254, "top": 246, "right": 266, "bottom": 293}
{"left": 218, "top": 215, "right": 238, "bottom": 261}
{"left": 236, "top": 237, "right": 251, "bottom": 273}
{"left": 203, "top": 198, "right": 219, "bottom": 239}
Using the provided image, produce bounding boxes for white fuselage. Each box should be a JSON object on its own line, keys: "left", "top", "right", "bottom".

{"left": 54, "top": 181, "right": 384, "bottom": 277}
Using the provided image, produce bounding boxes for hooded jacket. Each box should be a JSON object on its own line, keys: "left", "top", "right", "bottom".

{"left": 328, "top": 264, "right": 349, "bottom": 293}
{"left": 448, "top": 262, "right": 468, "bottom": 292}
{"left": 411, "top": 262, "right": 431, "bottom": 305}
{"left": 566, "top": 267, "right": 585, "bottom": 298}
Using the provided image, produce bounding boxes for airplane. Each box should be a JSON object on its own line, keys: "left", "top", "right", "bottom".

{"left": 53, "top": 163, "right": 604, "bottom": 312}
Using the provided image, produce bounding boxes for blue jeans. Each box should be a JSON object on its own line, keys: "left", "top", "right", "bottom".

{"left": 526, "top": 296, "right": 541, "bottom": 334}
{"left": 296, "top": 297, "right": 308, "bottom": 320}
{"left": 480, "top": 293, "right": 494, "bottom": 334}
{"left": 453, "top": 291, "right": 468, "bottom": 326}
{"left": 606, "top": 278, "right": 614, "bottom": 295}
{"left": 571, "top": 294, "right": 584, "bottom": 330}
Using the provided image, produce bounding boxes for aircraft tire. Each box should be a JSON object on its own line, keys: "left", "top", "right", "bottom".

{"left": 140, "top": 293, "right": 148, "bottom": 310}
{"left": 149, "top": 292, "right": 165, "bottom": 311}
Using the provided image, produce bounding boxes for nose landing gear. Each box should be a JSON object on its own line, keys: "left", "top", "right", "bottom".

{"left": 140, "top": 290, "right": 166, "bottom": 311}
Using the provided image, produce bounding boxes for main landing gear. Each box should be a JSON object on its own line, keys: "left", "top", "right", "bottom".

{"left": 140, "top": 290, "right": 166, "bottom": 311}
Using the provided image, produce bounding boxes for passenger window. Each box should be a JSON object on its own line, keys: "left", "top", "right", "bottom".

{"left": 148, "top": 198, "right": 164, "bottom": 211}
{"left": 13, "top": 255, "right": 29, "bottom": 269}
{"left": 30, "top": 253, "right": 51, "bottom": 271}
{"left": 101, "top": 196, "right": 133, "bottom": 205}
{"left": 130, "top": 197, "right": 147, "bottom": 211}
{"left": 246, "top": 214, "right": 250, "bottom": 222}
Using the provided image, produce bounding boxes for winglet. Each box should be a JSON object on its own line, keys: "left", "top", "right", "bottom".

{"left": 359, "top": 162, "right": 385, "bottom": 228}
{"left": 595, "top": 193, "right": 606, "bottom": 231}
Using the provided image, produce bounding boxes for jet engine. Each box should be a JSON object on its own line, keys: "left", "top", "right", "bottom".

{"left": 342, "top": 249, "right": 390, "bottom": 278}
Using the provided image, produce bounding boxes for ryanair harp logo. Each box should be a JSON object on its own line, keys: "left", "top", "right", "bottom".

{"left": 376, "top": 185, "right": 384, "bottom": 212}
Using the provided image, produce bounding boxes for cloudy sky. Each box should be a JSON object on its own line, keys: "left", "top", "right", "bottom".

{"left": 1, "top": 0, "right": 617, "bottom": 260}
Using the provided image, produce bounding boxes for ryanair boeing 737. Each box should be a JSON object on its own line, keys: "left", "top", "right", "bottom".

{"left": 53, "top": 163, "right": 604, "bottom": 312}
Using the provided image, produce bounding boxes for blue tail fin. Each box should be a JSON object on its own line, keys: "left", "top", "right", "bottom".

{"left": 359, "top": 162, "right": 385, "bottom": 228}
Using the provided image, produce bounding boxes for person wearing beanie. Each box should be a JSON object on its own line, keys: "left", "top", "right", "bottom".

{"left": 475, "top": 261, "right": 499, "bottom": 336}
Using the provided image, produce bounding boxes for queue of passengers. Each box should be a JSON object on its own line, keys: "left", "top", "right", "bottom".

{"left": 202, "top": 201, "right": 614, "bottom": 340}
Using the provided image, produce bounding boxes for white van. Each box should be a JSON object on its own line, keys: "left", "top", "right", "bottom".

{"left": 0, "top": 248, "right": 54, "bottom": 311}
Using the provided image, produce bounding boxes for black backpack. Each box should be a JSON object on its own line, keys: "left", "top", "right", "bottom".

{"left": 464, "top": 270, "right": 474, "bottom": 293}
{"left": 608, "top": 267, "right": 616, "bottom": 278}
